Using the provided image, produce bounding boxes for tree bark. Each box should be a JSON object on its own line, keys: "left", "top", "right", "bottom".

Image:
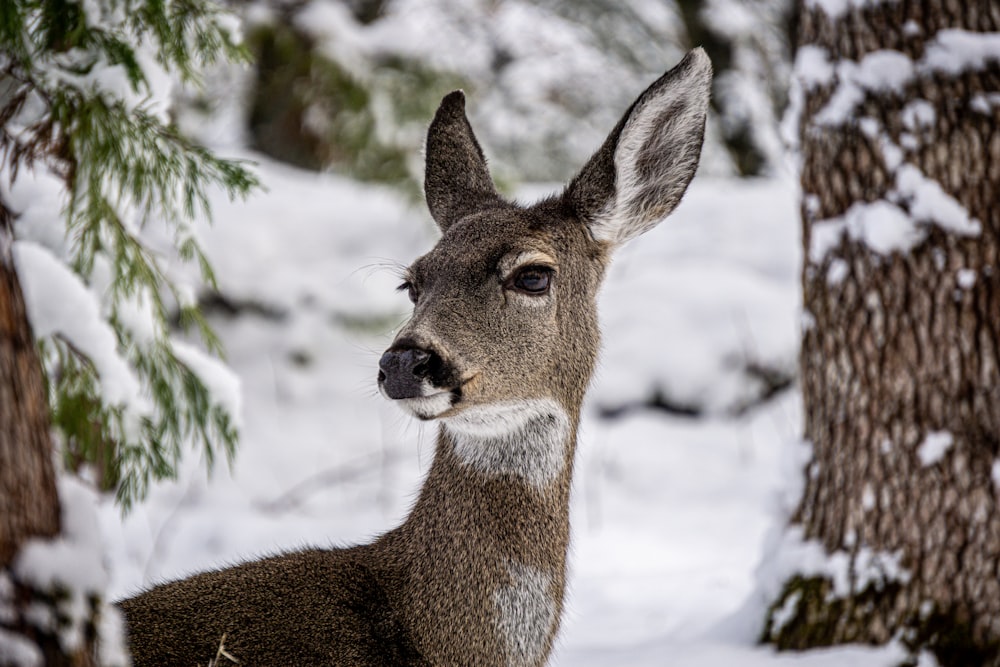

{"left": 0, "top": 198, "right": 98, "bottom": 666}
{"left": 764, "top": 2, "right": 1000, "bottom": 665}
{"left": 0, "top": 198, "right": 59, "bottom": 569}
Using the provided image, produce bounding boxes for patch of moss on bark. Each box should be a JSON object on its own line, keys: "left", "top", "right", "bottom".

{"left": 907, "top": 606, "right": 1000, "bottom": 667}
{"left": 763, "top": 576, "right": 1000, "bottom": 667}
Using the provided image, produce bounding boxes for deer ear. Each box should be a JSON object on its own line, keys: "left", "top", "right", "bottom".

{"left": 424, "top": 91, "right": 502, "bottom": 232}
{"left": 564, "top": 48, "right": 712, "bottom": 246}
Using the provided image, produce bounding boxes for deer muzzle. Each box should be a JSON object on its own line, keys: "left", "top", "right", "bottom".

{"left": 378, "top": 346, "right": 436, "bottom": 400}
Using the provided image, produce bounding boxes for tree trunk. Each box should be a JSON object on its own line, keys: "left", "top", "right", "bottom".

{"left": 763, "top": 3, "right": 1000, "bottom": 665}
{"left": 0, "top": 198, "right": 97, "bottom": 666}
{"left": 0, "top": 199, "right": 60, "bottom": 571}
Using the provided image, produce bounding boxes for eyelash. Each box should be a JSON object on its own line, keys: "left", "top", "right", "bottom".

{"left": 397, "top": 281, "right": 418, "bottom": 304}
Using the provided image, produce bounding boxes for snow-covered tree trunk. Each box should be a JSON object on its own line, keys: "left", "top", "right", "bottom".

{"left": 0, "top": 200, "right": 99, "bottom": 666}
{"left": 0, "top": 199, "right": 59, "bottom": 575}
{"left": 763, "top": 2, "right": 1000, "bottom": 664}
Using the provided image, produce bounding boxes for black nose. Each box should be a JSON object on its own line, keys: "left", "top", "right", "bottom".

{"left": 378, "top": 346, "right": 433, "bottom": 399}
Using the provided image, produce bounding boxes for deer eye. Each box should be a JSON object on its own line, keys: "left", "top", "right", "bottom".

{"left": 397, "top": 281, "right": 418, "bottom": 304}
{"left": 509, "top": 266, "right": 553, "bottom": 295}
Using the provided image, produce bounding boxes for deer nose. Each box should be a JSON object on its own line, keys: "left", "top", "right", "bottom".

{"left": 378, "top": 346, "right": 433, "bottom": 400}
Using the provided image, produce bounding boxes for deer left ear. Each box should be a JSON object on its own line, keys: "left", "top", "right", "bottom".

{"left": 564, "top": 48, "right": 712, "bottom": 246}
{"left": 424, "top": 91, "right": 503, "bottom": 232}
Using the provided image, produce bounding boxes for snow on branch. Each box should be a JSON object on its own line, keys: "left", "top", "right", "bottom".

{"left": 2, "top": 0, "right": 257, "bottom": 509}
{"left": 172, "top": 340, "right": 243, "bottom": 431}
{"left": 12, "top": 240, "right": 149, "bottom": 417}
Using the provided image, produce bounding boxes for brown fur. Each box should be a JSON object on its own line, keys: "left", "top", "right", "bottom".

{"left": 119, "top": 50, "right": 712, "bottom": 666}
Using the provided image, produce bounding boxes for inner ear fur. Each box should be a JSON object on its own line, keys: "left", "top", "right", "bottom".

{"left": 564, "top": 48, "right": 713, "bottom": 246}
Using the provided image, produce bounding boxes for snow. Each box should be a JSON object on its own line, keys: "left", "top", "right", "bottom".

{"left": 12, "top": 241, "right": 148, "bottom": 415}
{"left": 33, "top": 37, "right": 172, "bottom": 122}
{"left": 782, "top": 46, "right": 831, "bottom": 155}
{"left": 0, "top": 629, "right": 41, "bottom": 667}
{"left": 813, "top": 30, "right": 1000, "bottom": 128}
{"left": 901, "top": 100, "right": 935, "bottom": 130}
{"left": 171, "top": 340, "right": 244, "bottom": 431}
{"left": 806, "top": 150, "right": 979, "bottom": 264}
{"left": 970, "top": 93, "right": 1000, "bottom": 114}
{"left": 809, "top": 200, "right": 922, "bottom": 262}
{"left": 594, "top": 177, "right": 800, "bottom": 415}
{"left": 851, "top": 51, "right": 915, "bottom": 91}
{"left": 185, "top": 159, "right": 426, "bottom": 318}
{"left": 769, "top": 589, "right": 801, "bottom": 635}
{"left": 794, "top": 46, "right": 835, "bottom": 90}
{"left": 295, "top": 1, "right": 370, "bottom": 77}
{"left": 956, "top": 269, "right": 976, "bottom": 289}
{"left": 96, "top": 602, "right": 130, "bottom": 667}
{"left": 3, "top": 2, "right": 882, "bottom": 664}
{"left": 917, "top": 431, "right": 954, "bottom": 467}
{"left": 751, "top": 524, "right": 909, "bottom": 624}
{"left": 69, "top": 152, "right": 914, "bottom": 666}
{"left": 803, "top": 0, "right": 879, "bottom": 21}
{"left": 922, "top": 30, "right": 1000, "bottom": 75}
{"left": 861, "top": 484, "right": 876, "bottom": 510}
{"left": 875, "top": 132, "right": 904, "bottom": 171}
{"left": 815, "top": 50, "right": 914, "bottom": 126}
{"left": 16, "top": 477, "right": 106, "bottom": 593}
{"left": 256, "top": 0, "right": 756, "bottom": 180}
{"left": 826, "top": 258, "right": 849, "bottom": 285}
{"left": 13, "top": 476, "right": 125, "bottom": 661}
{"left": 895, "top": 165, "right": 981, "bottom": 236}
{"left": 113, "top": 286, "right": 160, "bottom": 347}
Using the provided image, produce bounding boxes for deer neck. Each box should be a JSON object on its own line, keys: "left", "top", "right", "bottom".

{"left": 377, "top": 398, "right": 578, "bottom": 666}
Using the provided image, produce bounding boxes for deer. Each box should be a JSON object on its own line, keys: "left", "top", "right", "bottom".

{"left": 118, "top": 48, "right": 712, "bottom": 666}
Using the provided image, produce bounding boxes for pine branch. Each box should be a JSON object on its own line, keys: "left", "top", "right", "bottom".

{"left": 1, "top": 0, "right": 258, "bottom": 509}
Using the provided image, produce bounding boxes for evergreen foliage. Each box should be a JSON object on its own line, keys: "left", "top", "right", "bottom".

{"left": 0, "top": 0, "right": 258, "bottom": 509}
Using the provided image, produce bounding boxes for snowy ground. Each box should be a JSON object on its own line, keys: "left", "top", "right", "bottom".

{"left": 97, "top": 155, "right": 912, "bottom": 666}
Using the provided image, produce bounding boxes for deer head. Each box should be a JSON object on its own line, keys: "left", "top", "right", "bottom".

{"left": 118, "top": 50, "right": 715, "bottom": 667}
{"left": 378, "top": 48, "right": 712, "bottom": 451}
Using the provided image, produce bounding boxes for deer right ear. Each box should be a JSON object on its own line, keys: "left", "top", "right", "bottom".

{"left": 564, "top": 49, "right": 712, "bottom": 246}
{"left": 424, "top": 91, "right": 503, "bottom": 232}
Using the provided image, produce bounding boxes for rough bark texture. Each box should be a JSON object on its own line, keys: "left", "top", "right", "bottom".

{"left": 0, "top": 199, "right": 98, "bottom": 666}
{"left": 765, "top": 2, "right": 1000, "bottom": 665}
{"left": 0, "top": 198, "right": 59, "bottom": 569}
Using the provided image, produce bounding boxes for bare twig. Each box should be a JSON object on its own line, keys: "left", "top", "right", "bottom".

{"left": 254, "top": 451, "right": 401, "bottom": 514}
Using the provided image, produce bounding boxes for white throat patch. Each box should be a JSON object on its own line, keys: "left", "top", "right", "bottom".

{"left": 442, "top": 399, "right": 570, "bottom": 491}
{"left": 494, "top": 562, "right": 556, "bottom": 667}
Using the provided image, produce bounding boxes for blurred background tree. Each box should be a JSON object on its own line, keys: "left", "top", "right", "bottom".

{"left": 179, "top": 0, "right": 795, "bottom": 194}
